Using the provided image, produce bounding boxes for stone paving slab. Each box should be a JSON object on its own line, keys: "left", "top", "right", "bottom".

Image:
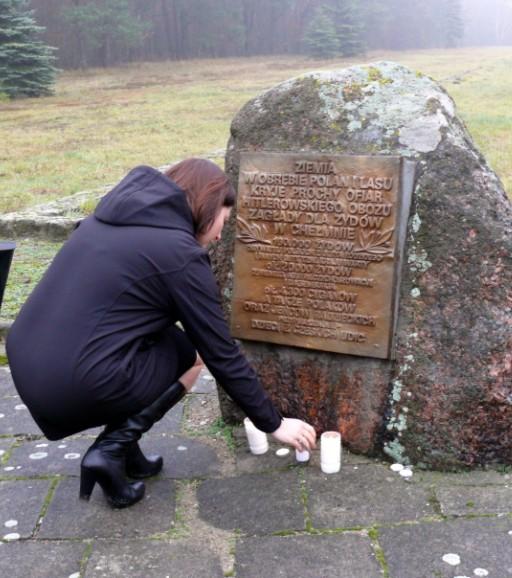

{"left": 0, "top": 540, "right": 86, "bottom": 578}
{"left": 0, "top": 462, "right": 24, "bottom": 476}
{"left": 197, "top": 470, "right": 305, "bottom": 535}
{"left": 235, "top": 533, "right": 383, "bottom": 578}
{"left": 145, "top": 402, "right": 184, "bottom": 435}
{"left": 138, "top": 435, "right": 221, "bottom": 479}
{"left": 0, "top": 438, "right": 14, "bottom": 463}
{"left": 415, "top": 468, "right": 512, "bottom": 486}
{"left": 190, "top": 369, "right": 217, "bottom": 394}
{"left": 39, "top": 478, "right": 176, "bottom": 539}
{"left": 0, "top": 397, "right": 43, "bottom": 436}
{"left": 379, "top": 517, "right": 512, "bottom": 578}
{"left": 305, "top": 463, "right": 435, "bottom": 529}
{"left": 183, "top": 394, "right": 220, "bottom": 435}
{"left": 0, "top": 368, "right": 18, "bottom": 398}
{"left": 85, "top": 539, "right": 224, "bottom": 578}
{"left": 4, "top": 434, "right": 220, "bottom": 480}
{"left": 5, "top": 438, "right": 89, "bottom": 477}
{"left": 436, "top": 484, "right": 512, "bottom": 516}
{"left": 0, "top": 479, "right": 51, "bottom": 539}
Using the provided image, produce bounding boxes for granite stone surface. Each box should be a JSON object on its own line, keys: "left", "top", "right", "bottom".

{"left": 218, "top": 60, "right": 512, "bottom": 469}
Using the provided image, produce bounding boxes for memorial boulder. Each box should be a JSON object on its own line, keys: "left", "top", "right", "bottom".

{"left": 212, "top": 61, "right": 512, "bottom": 470}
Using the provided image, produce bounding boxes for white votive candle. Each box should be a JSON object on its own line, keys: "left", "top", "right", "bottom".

{"left": 320, "top": 431, "right": 341, "bottom": 474}
{"left": 295, "top": 449, "right": 310, "bottom": 463}
{"left": 243, "top": 418, "right": 269, "bottom": 455}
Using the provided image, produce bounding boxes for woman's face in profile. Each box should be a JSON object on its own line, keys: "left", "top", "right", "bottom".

{"left": 197, "top": 207, "right": 232, "bottom": 247}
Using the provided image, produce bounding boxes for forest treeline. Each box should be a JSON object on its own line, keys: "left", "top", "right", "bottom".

{"left": 29, "top": 0, "right": 512, "bottom": 69}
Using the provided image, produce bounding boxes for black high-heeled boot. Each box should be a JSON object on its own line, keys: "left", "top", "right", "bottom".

{"left": 79, "top": 381, "right": 186, "bottom": 506}
{"left": 124, "top": 380, "right": 186, "bottom": 479}
{"left": 126, "top": 442, "right": 163, "bottom": 479}
{"left": 80, "top": 442, "right": 145, "bottom": 508}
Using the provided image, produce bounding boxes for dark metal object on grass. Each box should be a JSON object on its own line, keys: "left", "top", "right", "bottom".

{"left": 0, "top": 241, "right": 15, "bottom": 312}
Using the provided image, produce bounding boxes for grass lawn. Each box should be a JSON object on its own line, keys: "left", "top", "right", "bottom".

{"left": 1, "top": 46, "right": 511, "bottom": 214}
{"left": 0, "top": 47, "right": 511, "bottom": 322}
{"left": 0, "top": 239, "right": 61, "bottom": 320}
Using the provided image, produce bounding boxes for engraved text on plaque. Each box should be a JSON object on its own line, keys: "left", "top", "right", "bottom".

{"left": 231, "top": 152, "right": 411, "bottom": 359}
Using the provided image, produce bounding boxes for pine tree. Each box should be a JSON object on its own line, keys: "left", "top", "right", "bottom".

{"left": 62, "top": 0, "right": 148, "bottom": 68}
{"left": 303, "top": 4, "right": 340, "bottom": 59}
{"left": 441, "top": 0, "right": 464, "bottom": 48}
{"left": 0, "top": 0, "right": 57, "bottom": 98}
{"left": 331, "top": 0, "right": 366, "bottom": 57}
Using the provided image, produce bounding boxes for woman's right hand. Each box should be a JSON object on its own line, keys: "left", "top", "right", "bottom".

{"left": 271, "top": 417, "right": 316, "bottom": 452}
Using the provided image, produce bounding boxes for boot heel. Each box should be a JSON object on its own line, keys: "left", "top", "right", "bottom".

{"left": 79, "top": 466, "right": 96, "bottom": 500}
{"left": 79, "top": 447, "right": 145, "bottom": 508}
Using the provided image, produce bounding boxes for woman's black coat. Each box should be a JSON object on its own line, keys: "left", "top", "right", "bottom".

{"left": 6, "top": 166, "right": 282, "bottom": 439}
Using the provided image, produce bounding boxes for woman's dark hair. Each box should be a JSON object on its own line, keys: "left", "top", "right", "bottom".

{"left": 165, "top": 158, "right": 235, "bottom": 236}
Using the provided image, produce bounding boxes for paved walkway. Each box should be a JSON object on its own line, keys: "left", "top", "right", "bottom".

{"left": 0, "top": 365, "right": 511, "bottom": 578}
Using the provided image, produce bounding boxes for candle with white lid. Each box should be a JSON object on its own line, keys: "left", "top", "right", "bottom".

{"left": 320, "top": 431, "right": 341, "bottom": 474}
{"left": 243, "top": 418, "right": 269, "bottom": 455}
{"left": 295, "top": 449, "right": 310, "bottom": 463}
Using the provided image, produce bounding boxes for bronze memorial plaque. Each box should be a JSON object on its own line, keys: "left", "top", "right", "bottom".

{"left": 231, "top": 152, "right": 414, "bottom": 359}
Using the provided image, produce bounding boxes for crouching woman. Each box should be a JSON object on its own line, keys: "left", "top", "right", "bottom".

{"left": 6, "top": 158, "right": 316, "bottom": 508}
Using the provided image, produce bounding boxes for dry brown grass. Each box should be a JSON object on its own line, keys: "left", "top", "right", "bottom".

{"left": 1, "top": 47, "right": 511, "bottom": 213}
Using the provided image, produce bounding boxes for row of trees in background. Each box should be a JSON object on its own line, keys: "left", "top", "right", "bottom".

{"left": 305, "top": 0, "right": 466, "bottom": 58}
{"left": 3, "top": 0, "right": 512, "bottom": 97}
{"left": 464, "top": 0, "right": 512, "bottom": 46}
{"left": 29, "top": 0, "right": 468, "bottom": 69}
